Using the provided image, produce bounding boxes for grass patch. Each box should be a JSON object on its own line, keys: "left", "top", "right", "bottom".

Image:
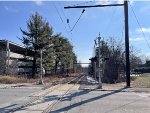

{"left": 132, "top": 76, "right": 150, "bottom": 88}
{"left": 0, "top": 76, "right": 29, "bottom": 84}
{"left": 140, "top": 73, "right": 150, "bottom": 77}
{"left": 0, "top": 75, "right": 73, "bottom": 84}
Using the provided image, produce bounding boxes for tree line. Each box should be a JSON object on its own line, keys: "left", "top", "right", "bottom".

{"left": 91, "top": 37, "right": 142, "bottom": 83}
{"left": 19, "top": 12, "right": 77, "bottom": 78}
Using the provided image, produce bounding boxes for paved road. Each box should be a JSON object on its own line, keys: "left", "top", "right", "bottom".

{"left": 0, "top": 84, "right": 43, "bottom": 112}
{"left": 0, "top": 76, "right": 150, "bottom": 113}
{"left": 50, "top": 89, "right": 150, "bottom": 113}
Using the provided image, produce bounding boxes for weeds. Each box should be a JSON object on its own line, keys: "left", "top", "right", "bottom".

{"left": 132, "top": 75, "right": 150, "bottom": 88}
{"left": 0, "top": 75, "right": 71, "bottom": 84}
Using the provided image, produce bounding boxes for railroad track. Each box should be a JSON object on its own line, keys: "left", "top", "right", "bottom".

{"left": 7, "top": 74, "right": 84, "bottom": 113}
{"left": 42, "top": 74, "right": 85, "bottom": 113}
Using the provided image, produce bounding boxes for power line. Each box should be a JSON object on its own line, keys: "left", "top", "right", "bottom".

{"left": 58, "top": 3, "right": 76, "bottom": 50}
{"left": 53, "top": 3, "right": 69, "bottom": 33}
{"left": 120, "top": 24, "right": 125, "bottom": 43}
{"left": 72, "top": 1, "right": 94, "bottom": 7}
{"left": 53, "top": 3, "right": 76, "bottom": 51}
{"left": 59, "top": 3, "right": 72, "bottom": 32}
{"left": 129, "top": 1, "right": 150, "bottom": 50}
{"left": 71, "top": 9, "right": 85, "bottom": 32}
{"left": 104, "top": 7, "right": 117, "bottom": 35}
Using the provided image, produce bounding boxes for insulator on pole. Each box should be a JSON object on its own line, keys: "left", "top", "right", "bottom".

{"left": 67, "top": 19, "right": 69, "bottom": 23}
{"left": 82, "top": 9, "right": 85, "bottom": 13}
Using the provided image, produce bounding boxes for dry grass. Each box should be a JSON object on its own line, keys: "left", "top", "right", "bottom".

{"left": 132, "top": 76, "right": 150, "bottom": 88}
{"left": 0, "top": 75, "right": 73, "bottom": 84}
{"left": 0, "top": 76, "right": 29, "bottom": 84}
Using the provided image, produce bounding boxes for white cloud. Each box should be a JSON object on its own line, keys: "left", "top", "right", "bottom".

{"left": 95, "top": 0, "right": 134, "bottom": 5}
{"left": 129, "top": 37, "right": 144, "bottom": 42}
{"left": 139, "top": 2, "right": 150, "bottom": 14}
{"left": 136, "top": 28, "right": 150, "bottom": 33}
{"left": 144, "top": 52, "right": 150, "bottom": 60}
{"left": 4, "top": 6, "right": 19, "bottom": 13}
{"left": 35, "top": 0, "right": 43, "bottom": 6}
{"left": 129, "top": 0, "right": 134, "bottom": 5}
{"left": 146, "top": 52, "right": 150, "bottom": 56}
{"left": 117, "top": 0, "right": 124, "bottom": 4}
{"left": 95, "top": 0, "right": 112, "bottom": 5}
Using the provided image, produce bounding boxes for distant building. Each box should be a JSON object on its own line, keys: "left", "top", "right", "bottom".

{"left": 0, "top": 40, "right": 34, "bottom": 76}
{"left": 146, "top": 60, "right": 150, "bottom": 67}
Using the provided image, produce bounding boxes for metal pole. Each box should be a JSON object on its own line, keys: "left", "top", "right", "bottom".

{"left": 98, "top": 34, "right": 102, "bottom": 89}
{"left": 124, "top": 1, "right": 130, "bottom": 87}
{"left": 40, "top": 50, "right": 43, "bottom": 84}
{"left": 64, "top": 1, "right": 130, "bottom": 87}
{"left": 64, "top": 4, "right": 124, "bottom": 9}
{"left": 94, "top": 62, "right": 96, "bottom": 80}
{"left": 6, "top": 40, "right": 10, "bottom": 75}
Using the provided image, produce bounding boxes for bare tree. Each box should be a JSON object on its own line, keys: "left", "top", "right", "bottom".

{"left": 99, "top": 37, "right": 142, "bottom": 83}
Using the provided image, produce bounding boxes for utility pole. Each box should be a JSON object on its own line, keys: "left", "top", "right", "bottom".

{"left": 64, "top": 0, "right": 130, "bottom": 87}
{"left": 97, "top": 33, "right": 102, "bottom": 88}
{"left": 94, "top": 61, "right": 97, "bottom": 81}
{"left": 39, "top": 50, "right": 43, "bottom": 84}
{"left": 6, "top": 40, "right": 10, "bottom": 75}
{"left": 124, "top": 1, "right": 130, "bottom": 87}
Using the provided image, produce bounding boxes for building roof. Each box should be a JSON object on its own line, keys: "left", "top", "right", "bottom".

{"left": 0, "top": 40, "right": 35, "bottom": 56}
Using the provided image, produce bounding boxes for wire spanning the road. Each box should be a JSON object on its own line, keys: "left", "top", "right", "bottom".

{"left": 53, "top": 3, "right": 76, "bottom": 51}
{"left": 71, "top": 1, "right": 94, "bottom": 7}
{"left": 59, "top": 3, "right": 72, "bottom": 32}
{"left": 70, "top": 9, "right": 85, "bottom": 32}
{"left": 53, "top": 3, "right": 68, "bottom": 33}
{"left": 104, "top": 7, "right": 117, "bottom": 35}
{"left": 59, "top": 3, "right": 74, "bottom": 44}
{"left": 129, "top": 1, "right": 150, "bottom": 50}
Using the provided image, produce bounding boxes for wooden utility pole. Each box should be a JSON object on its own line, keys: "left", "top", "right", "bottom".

{"left": 64, "top": 0, "right": 130, "bottom": 87}
{"left": 124, "top": 1, "right": 130, "bottom": 87}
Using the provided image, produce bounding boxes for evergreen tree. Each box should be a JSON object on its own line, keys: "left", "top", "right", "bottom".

{"left": 19, "top": 12, "right": 52, "bottom": 78}
{"left": 52, "top": 34, "right": 76, "bottom": 74}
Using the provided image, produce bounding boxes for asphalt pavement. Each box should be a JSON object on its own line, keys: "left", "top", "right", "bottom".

{"left": 0, "top": 76, "right": 150, "bottom": 113}
{"left": 0, "top": 84, "right": 43, "bottom": 112}
{"left": 51, "top": 89, "right": 150, "bottom": 113}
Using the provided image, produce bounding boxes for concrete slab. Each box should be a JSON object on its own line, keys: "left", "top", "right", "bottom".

{"left": 12, "top": 84, "right": 80, "bottom": 113}
{"left": 1, "top": 75, "right": 150, "bottom": 113}
{"left": 51, "top": 90, "right": 150, "bottom": 113}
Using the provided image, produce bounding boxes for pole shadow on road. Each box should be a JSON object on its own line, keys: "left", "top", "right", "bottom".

{"left": 0, "top": 95, "right": 59, "bottom": 112}
{"left": 0, "top": 104, "right": 21, "bottom": 113}
{"left": 51, "top": 87, "right": 128, "bottom": 113}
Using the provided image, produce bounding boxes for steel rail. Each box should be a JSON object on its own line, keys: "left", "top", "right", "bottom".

{"left": 8, "top": 75, "right": 82, "bottom": 113}
{"left": 42, "top": 74, "right": 85, "bottom": 113}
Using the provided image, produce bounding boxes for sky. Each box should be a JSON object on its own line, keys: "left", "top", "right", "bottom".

{"left": 1, "top": 0, "right": 150, "bottom": 66}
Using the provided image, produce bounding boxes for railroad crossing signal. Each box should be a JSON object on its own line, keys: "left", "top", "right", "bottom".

{"left": 64, "top": 1, "right": 131, "bottom": 87}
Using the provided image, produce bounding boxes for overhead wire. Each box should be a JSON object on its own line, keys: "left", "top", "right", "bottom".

{"left": 62, "top": 0, "right": 94, "bottom": 32}
{"left": 129, "top": 1, "right": 150, "bottom": 50}
{"left": 120, "top": 24, "right": 125, "bottom": 43}
{"left": 59, "top": 3, "right": 72, "bottom": 32}
{"left": 72, "top": 1, "right": 94, "bottom": 7}
{"left": 71, "top": 9, "right": 85, "bottom": 32}
{"left": 53, "top": 2, "right": 78, "bottom": 51}
{"left": 58, "top": 2, "right": 76, "bottom": 50}
{"left": 119, "top": 6, "right": 125, "bottom": 45}
{"left": 53, "top": 3, "right": 69, "bottom": 33}
{"left": 104, "top": 7, "right": 117, "bottom": 35}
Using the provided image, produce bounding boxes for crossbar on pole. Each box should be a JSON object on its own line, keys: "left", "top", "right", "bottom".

{"left": 64, "top": 4, "right": 124, "bottom": 9}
